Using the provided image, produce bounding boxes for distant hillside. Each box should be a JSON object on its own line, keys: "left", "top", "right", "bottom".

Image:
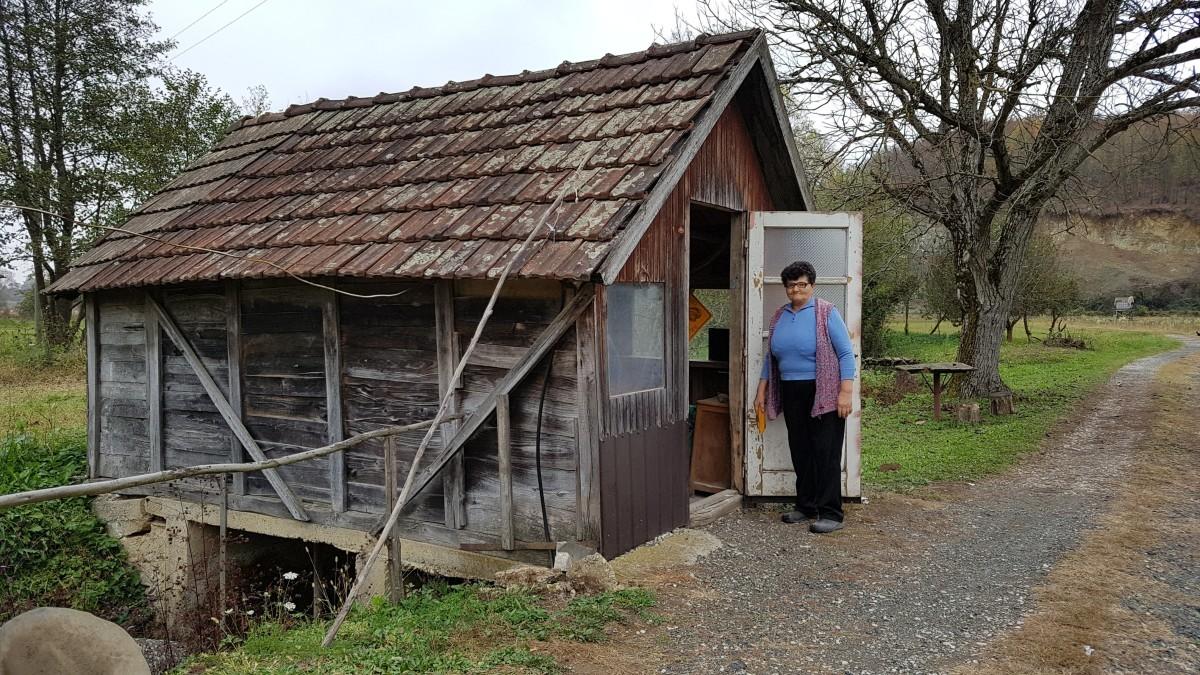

{"left": 1038, "top": 115, "right": 1200, "bottom": 307}
{"left": 1044, "top": 209, "right": 1199, "bottom": 298}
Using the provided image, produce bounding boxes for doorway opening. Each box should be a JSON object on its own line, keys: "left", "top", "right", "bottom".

{"left": 686, "top": 202, "right": 742, "bottom": 497}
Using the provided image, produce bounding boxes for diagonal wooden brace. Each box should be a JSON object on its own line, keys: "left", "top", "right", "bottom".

{"left": 146, "top": 294, "right": 310, "bottom": 521}
{"left": 373, "top": 285, "right": 594, "bottom": 534}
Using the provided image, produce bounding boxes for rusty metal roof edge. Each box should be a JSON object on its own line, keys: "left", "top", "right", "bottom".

{"left": 229, "top": 29, "right": 762, "bottom": 133}
{"left": 594, "top": 33, "right": 768, "bottom": 285}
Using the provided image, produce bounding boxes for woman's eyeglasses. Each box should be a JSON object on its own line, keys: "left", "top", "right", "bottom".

{"left": 785, "top": 281, "right": 812, "bottom": 290}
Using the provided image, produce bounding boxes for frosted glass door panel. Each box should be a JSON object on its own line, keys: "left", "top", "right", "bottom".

{"left": 764, "top": 228, "right": 848, "bottom": 277}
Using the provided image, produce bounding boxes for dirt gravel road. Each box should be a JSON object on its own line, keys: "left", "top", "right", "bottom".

{"left": 568, "top": 337, "right": 1199, "bottom": 675}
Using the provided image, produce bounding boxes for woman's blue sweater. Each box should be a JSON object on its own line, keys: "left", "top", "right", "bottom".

{"left": 759, "top": 299, "right": 856, "bottom": 381}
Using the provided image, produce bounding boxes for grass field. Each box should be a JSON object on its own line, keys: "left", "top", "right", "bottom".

{"left": 860, "top": 317, "right": 1180, "bottom": 492}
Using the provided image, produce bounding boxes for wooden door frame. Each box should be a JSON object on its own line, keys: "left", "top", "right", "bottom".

{"left": 742, "top": 211, "right": 863, "bottom": 499}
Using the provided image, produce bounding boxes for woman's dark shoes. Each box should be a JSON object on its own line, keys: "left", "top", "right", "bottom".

{"left": 780, "top": 511, "right": 814, "bottom": 524}
{"left": 809, "top": 518, "right": 844, "bottom": 534}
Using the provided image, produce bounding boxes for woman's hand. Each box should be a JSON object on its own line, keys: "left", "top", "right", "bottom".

{"left": 754, "top": 380, "right": 767, "bottom": 415}
{"left": 837, "top": 381, "right": 853, "bottom": 418}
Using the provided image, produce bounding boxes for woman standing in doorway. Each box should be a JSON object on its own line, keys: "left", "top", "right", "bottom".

{"left": 753, "top": 261, "right": 856, "bottom": 534}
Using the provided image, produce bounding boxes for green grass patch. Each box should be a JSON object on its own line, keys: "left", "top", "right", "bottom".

{"left": 862, "top": 320, "right": 1178, "bottom": 491}
{"left": 0, "top": 431, "right": 148, "bottom": 625}
{"left": 181, "top": 584, "right": 656, "bottom": 674}
{"left": 0, "top": 318, "right": 146, "bottom": 626}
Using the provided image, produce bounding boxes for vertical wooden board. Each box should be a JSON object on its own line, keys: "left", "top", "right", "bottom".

{"left": 85, "top": 295, "right": 100, "bottom": 479}
{"left": 225, "top": 282, "right": 246, "bottom": 495}
{"left": 728, "top": 213, "right": 747, "bottom": 494}
{"left": 574, "top": 300, "right": 601, "bottom": 542}
{"left": 497, "top": 394, "right": 514, "bottom": 551}
{"left": 144, "top": 294, "right": 163, "bottom": 473}
{"left": 632, "top": 430, "right": 648, "bottom": 547}
{"left": 435, "top": 280, "right": 465, "bottom": 529}
{"left": 323, "top": 290, "right": 347, "bottom": 512}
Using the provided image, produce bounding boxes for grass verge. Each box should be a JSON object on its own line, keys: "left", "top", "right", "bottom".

{"left": 0, "top": 318, "right": 148, "bottom": 626}
{"left": 180, "top": 584, "right": 657, "bottom": 674}
{"left": 862, "top": 318, "right": 1179, "bottom": 492}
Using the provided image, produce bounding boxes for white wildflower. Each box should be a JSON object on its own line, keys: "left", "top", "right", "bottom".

{"left": 282, "top": 571, "right": 299, "bottom": 581}
{"left": 283, "top": 602, "right": 297, "bottom": 612}
{"left": 224, "top": 608, "right": 233, "bottom": 615}
{"left": 246, "top": 609, "right": 254, "bottom": 616}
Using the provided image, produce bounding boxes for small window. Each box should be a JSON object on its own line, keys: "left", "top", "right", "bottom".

{"left": 606, "top": 283, "right": 665, "bottom": 395}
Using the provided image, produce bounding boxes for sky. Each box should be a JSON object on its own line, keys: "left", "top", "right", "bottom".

{"left": 150, "top": 0, "right": 693, "bottom": 113}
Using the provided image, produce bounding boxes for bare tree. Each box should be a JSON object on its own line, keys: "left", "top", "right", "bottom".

{"left": 698, "top": 0, "right": 1199, "bottom": 398}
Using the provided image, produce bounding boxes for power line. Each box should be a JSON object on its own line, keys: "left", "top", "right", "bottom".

{"left": 170, "top": 0, "right": 271, "bottom": 62}
{"left": 168, "top": 0, "right": 230, "bottom": 40}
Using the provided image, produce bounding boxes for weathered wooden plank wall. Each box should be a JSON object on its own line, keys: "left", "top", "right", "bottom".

{"left": 336, "top": 280, "right": 446, "bottom": 528}
{"left": 454, "top": 279, "right": 580, "bottom": 547}
{"left": 92, "top": 276, "right": 587, "bottom": 564}
{"left": 96, "top": 291, "right": 150, "bottom": 478}
{"left": 159, "top": 286, "right": 233, "bottom": 488}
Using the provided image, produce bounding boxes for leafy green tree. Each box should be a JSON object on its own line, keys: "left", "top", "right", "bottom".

{"left": 0, "top": 0, "right": 242, "bottom": 348}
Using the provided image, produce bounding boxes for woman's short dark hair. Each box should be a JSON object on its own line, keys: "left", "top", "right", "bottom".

{"left": 781, "top": 261, "right": 816, "bottom": 285}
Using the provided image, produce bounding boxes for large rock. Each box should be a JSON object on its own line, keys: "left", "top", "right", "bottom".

{"left": 565, "top": 553, "right": 618, "bottom": 594}
{"left": 494, "top": 564, "right": 564, "bottom": 589}
{"left": 0, "top": 607, "right": 150, "bottom": 675}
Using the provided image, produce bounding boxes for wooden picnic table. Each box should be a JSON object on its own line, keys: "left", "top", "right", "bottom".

{"left": 894, "top": 362, "right": 975, "bottom": 421}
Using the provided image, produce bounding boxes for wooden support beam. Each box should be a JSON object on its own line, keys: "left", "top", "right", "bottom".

{"left": 322, "top": 291, "right": 346, "bottom": 512}
{"left": 434, "top": 281, "right": 465, "bottom": 529}
{"left": 85, "top": 295, "right": 100, "bottom": 479}
{"left": 225, "top": 282, "right": 246, "bottom": 495}
{"left": 574, "top": 297, "right": 602, "bottom": 541}
{"left": 144, "top": 294, "right": 163, "bottom": 473}
{"left": 383, "top": 437, "right": 403, "bottom": 602}
{"left": 497, "top": 393, "right": 514, "bottom": 551}
{"left": 146, "top": 294, "right": 310, "bottom": 521}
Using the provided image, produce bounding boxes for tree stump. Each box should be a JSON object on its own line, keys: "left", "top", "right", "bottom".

{"left": 894, "top": 370, "right": 919, "bottom": 394}
{"left": 955, "top": 403, "right": 981, "bottom": 424}
{"left": 989, "top": 394, "right": 1015, "bottom": 416}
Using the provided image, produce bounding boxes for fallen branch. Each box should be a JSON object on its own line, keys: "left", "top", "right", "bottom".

{"left": 0, "top": 416, "right": 459, "bottom": 511}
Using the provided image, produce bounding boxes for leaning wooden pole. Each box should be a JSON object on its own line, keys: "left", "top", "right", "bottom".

{"left": 0, "top": 417, "right": 456, "bottom": 511}
{"left": 320, "top": 148, "right": 599, "bottom": 647}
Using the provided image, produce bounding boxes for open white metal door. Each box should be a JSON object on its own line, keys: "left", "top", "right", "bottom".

{"left": 744, "top": 212, "right": 863, "bottom": 498}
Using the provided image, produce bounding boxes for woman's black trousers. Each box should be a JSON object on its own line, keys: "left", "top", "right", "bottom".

{"left": 779, "top": 379, "right": 845, "bottom": 522}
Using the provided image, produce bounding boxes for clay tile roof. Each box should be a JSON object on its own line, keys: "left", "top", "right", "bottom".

{"left": 49, "top": 29, "right": 763, "bottom": 293}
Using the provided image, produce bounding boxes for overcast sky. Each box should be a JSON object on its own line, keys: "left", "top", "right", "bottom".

{"left": 150, "top": 0, "right": 694, "bottom": 113}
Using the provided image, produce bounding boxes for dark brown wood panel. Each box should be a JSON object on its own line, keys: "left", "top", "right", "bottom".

{"left": 598, "top": 420, "right": 688, "bottom": 559}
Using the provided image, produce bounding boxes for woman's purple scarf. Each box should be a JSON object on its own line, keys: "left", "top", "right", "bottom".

{"left": 764, "top": 297, "right": 840, "bottom": 419}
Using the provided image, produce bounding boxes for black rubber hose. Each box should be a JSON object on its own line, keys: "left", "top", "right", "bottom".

{"left": 534, "top": 356, "right": 553, "bottom": 542}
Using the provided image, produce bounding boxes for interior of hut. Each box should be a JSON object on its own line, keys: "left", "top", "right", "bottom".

{"left": 686, "top": 202, "right": 738, "bottom": 497}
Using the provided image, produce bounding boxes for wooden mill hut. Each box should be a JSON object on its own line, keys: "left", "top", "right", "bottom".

{"left": 49, "top": 29, "right": 862, "bottom": 576}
